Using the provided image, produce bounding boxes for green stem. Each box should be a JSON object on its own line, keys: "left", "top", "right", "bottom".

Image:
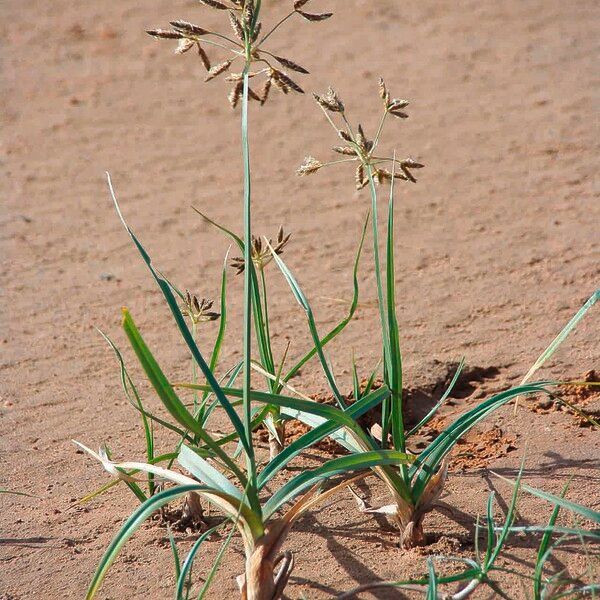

{"left": 241, "top": 64, "right": 259, "bottom": 511}
{"left": 259, "top": 267, "right": 276, "bottom": 393}
{"left": 371, "top": 110, "right": 388, "bottom": 153}
{"left": 366, "top": 165, "right": 392, "bottom": 448}
{"left": 191, "top": 321, "right": 200, "bottom": 421}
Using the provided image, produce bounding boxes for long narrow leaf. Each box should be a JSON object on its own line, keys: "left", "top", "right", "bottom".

{"left": 107, "top": 174, "right": 252, "bottom": 462}
{"left": 264, "top": 450, "right": 413, "bottom": 518}
{"left": 521, "top": 289, "right": 599, "bottom": 386}
{"left": 121, "top": 309, "right": 248, "bottom": 488}
{"left": 491, "top": 473, "right": 600, "bottom": 524}
{"left": 283, "top": 212, "right": 370, "bottom": 382}
{"left": 410, "top": 383, "right": 550, "bottom": 498}
{"left": 86, "top": 485, "right": 209, "bottom": 599}
{"left": 267, "top": 241, "right": 345, "bottom": 407}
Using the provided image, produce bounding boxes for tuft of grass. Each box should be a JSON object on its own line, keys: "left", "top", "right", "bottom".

{"left": 74, "top": 2, "right": 599, "bottom": 598}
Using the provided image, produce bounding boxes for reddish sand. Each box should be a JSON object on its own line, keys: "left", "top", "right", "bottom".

{"left": 1, "top": 0, "right": 598, "bottom": 598}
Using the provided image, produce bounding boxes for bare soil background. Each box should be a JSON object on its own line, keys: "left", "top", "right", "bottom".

{"left": 1, "top": 0, "right": 599, "bottom": 598}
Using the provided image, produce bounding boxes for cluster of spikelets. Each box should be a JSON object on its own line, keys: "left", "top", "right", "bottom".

{"left": 298, "top": 80, "right": 425, "bottom": 189}
{"left": 147, "top": 0, "right": 332, "bottom": 108}
{"left": 180, "top": 291, "right": 220, "bottom": 325}
{"left": 231, "top": 226, "right": 291, "bottom": 274}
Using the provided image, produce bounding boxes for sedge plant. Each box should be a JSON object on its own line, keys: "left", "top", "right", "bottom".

{"left": 149, "top": 0, "right": 362, "bottom": 461}
{"left": 294, "top": 85, "right": 599, "bottom": 547}
{"left": 338, "top": 466, "right": 600, "bottom": 599}
{"left": 78, "top": 2, "right": 416, "bottom": 598}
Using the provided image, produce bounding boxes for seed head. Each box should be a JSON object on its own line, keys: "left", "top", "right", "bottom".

{"left": 175, "top": 38, "right": 195, "bottom": 54}
{"left": 181, "top": 292, "right": 220, "bottom": 324}
{"left": 198, "top": 0, "right": 229, "bottom": 9}
{"left": 146, "top": 29, "right": 184, "bottom": 39}
{"left": 302, "top": 79, "right": 424, "bottom": 191}
{"left": 332, "top": 146, "right": 357, "bottom": 156}
{"left": 313, "top": 87, "right": 344, "bottom": 113}
{"left": 228, "top": 81, "right": 244, "bottom": 108}
{"left": 205, "top": 59, "right": 233, "bottom": 82}
{"left": 297, "top": 156, "right": 323, "bottom": 176}
{"left": 273, "top": 70, "right": 304, "bottom": 94}
{"left": 148, "top": 1, "right": 331, "bottom": 108}
{"left": 355, "top": 164, "right": 367, "bottom": 190}
{"left": 231, "top": 227, "right": 291, "bottom": 273}
{"left": 197, "top": 44, "right": 211, "bottom": 70}
{"left": 170, "top": 21, "right": 209, "bottom": 37}
{"left": 296, "top": 10, "right": 333, "bottom": 21}
{"left": 272, "top": 55, "right": 309, "bottom": 74}
{"left": 228, "top": 11, "right": 245, "bottom": 42}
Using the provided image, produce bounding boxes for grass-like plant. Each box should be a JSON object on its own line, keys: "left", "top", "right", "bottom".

{"left": 77, "top": 2, "right": 415, "bottom": 598}
{"left": 293, "top": 87, "right": 599, "bottom": 547}
{"left": 339, "top": 466, "right": 600, "bottom": 599}
{"left": 74, "top": 0, "right": 599, "bottom": 597}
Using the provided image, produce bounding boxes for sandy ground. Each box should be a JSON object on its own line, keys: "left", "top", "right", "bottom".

{"left": 1, "top": 0, "right": 599, "bottom": 598}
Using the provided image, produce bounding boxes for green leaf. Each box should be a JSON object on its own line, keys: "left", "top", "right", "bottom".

{"left": 410, "top": 383, "right": 550, "bottom": 499}
{"left": 258, "top": 385, "right": 391, "bottom": 488}
{"left": 86, "top": 485, "right": 209, "bottom": 599}
{"left": 178, "top": 445, "right": 243, "bottom": 500}
{"left": 492, "top": 473, "right": 600, "bottom": 524}
{"left": 107, "top": 175, "right": 252, "bottom": 462}
{"left": 283, "top": 212, "right": 370, "bottom": 383}
{"left": 533, "top": 483, "right": 568, "bottom": 599}
{"left": 268, "top": 243, "right": 345, "bottom": 407}
{"left": 407, "top": 358, "right": 465, "bottom": 437}
{"left": 167, "top": 526, "right": 181, "bottom": 582}
{"left": 264, "top": 450, "right": 414, "bottom": 518}
{"left": 521, "top": 289, "right": 599, "bottom": 385}
{"left": 384, "top": 169, "right": 405, "bottom": 454}
{"left": 175, "top": 524, "right": 223, "bottom": 600}
{"left": 98, "top": 329, "right": 155, "bottom": 494}
{"left": 121, "top": 309, "right": 248, "bottom": 489}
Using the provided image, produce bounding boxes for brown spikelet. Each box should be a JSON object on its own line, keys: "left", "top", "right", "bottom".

{"left": 197, "top": 43, "right": 211, "bottom": 70}
{"left": 248, "top": 87, "right": 261, "bottom": 102}
{"left": 355, "top": 164, "right": 367, "bottom": 190}
{"left": 242, "top": 0, "right": 255, "bottom": 29}
{"left": 175, "top": 38, "right": 195, "bottom": 54}
{"left": 389, "top": 99, "right": 410, "bottom": 111}
{"left": 274, "top": 227, "right": 291, "bottom": 253}
{"left": 146, "top": 29, "right": 184, "bottom": 40}
{"left": 198, "top": 0, "right": 229, "bottom": 9}
{"left": 170, "top": 21, "right": 209, "bottom": 36}
{"left": 272, "top": 55, "right": 309, "bottom": 74}
{"left": 251, "top": 21, "right": 262, "bottom": 42}
{"left": 400, "top": 164, "right": 417, "bottom": 183}
{"left": 271, "top": 71, "right": 289, "bottom": 95}
{"left": 356, "top": 124, "right": 367, "bottom": 150}
{"left": 229, "top": 11, "right": 245, "bottom": 42}
{"left": 401, "top": 158, "right": 424, "bottom": 169}
{"left": 376, "top": 169, "right": 391, "bottom": 183}
{"left": 259, "top": 78, "right": 272, "bottom": 105}
{"left": 205, "top": 59, "right": 233, "bottom": 81}
{"left": 274, "top": 71, "right": 304, "bottom": 94}
{"left": 378, "top": 77, "right": 390, "bottom": 104}
{"left": 313, "top": 87, "right": 344, "bottom": 112}
{"left": 332, "top": 146, "right": 357, "bottom": 156}
{"left": 338, "top": 130, "right": 353, "bottom": 143}
{"left": 297, "top": 156, "right": 323, "bottom": 176}
{"left": 296, "top": 10, "right": 333, "bottom": 21}
{"left": 228, "top": 81, "right": 243, "bottom": 108}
